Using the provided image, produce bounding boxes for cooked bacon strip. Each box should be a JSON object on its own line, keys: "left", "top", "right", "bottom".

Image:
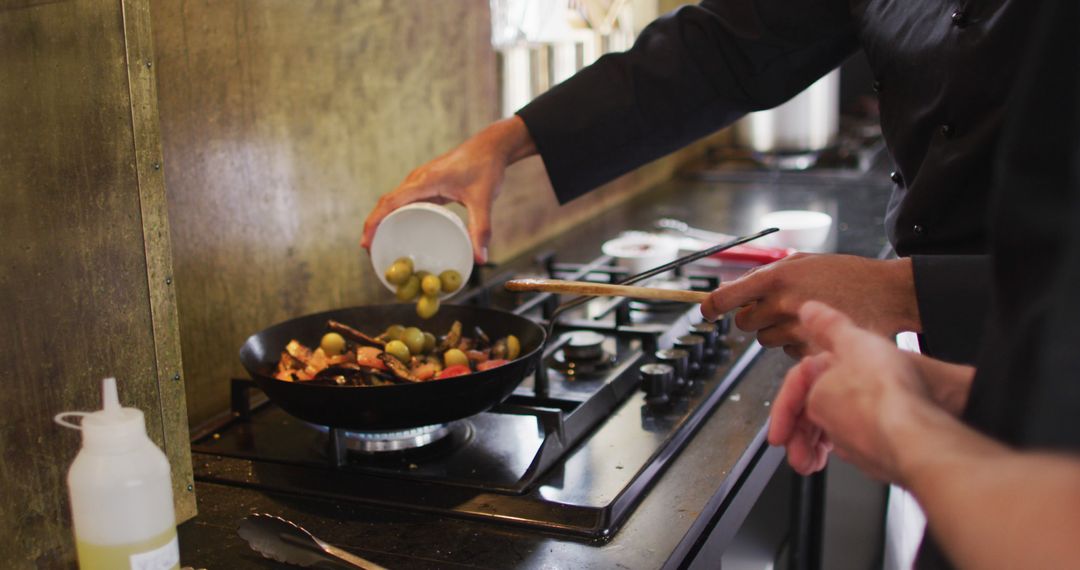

{"left": 327, "top": 320, "right": 386, "bottom": 347}
{"left": 378, "top": 353, "right": 422, "bottom": 383}
{"left": 278, "top": 350, "right": 304, "bottom": 371}
{"left": 285, "top": 340, "right": 312, "bottom": 364}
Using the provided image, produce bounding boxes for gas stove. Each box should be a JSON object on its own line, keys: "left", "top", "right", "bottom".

{"left": 190, "top": 240, "right": 764, "bottom": 540}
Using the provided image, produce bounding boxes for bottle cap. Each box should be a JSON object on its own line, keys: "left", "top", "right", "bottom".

{"left": 55, "top": 378, "right": 148, "bottom": 451}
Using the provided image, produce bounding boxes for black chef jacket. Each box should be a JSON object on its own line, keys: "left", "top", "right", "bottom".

{"left": 917, "top": 1, "right": 1080, "bottom": 567}
{"left": 517, "top": 0, "right": 1038, "bottom": 363}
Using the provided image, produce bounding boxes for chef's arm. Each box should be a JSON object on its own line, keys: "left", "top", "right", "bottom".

{"left": 361, "top": 116, "right": 537, "bottom": 263}
{"left": 904, "top": 352, "right": 975, "bottom": 415}
{"left": 895, "top": 408, "right": 1080, "bottom": 569}
{"left": 517, "top": 0, "right": 858, "bottom": 203}
{"left": 911, "top": 255, "right": 992, "bottom": 364}
{"left": 364, "top": 0, "right": 857, "bottom": 261}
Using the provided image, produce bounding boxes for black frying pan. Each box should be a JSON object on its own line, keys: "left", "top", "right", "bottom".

{"left": 239, "top": 304, "right": 545, "bottom": 430}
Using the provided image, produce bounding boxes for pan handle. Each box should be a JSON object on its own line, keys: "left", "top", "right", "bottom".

{"left": 530, "top": 350, "right": 548, "bottom": 398}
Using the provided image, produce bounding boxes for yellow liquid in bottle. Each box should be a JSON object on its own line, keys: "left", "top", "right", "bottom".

{"left": 76, "top": 527, "right": 179, "bottom": 570}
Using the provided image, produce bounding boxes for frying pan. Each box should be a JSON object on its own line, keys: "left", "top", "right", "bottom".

{"left": 239, "top": 304, "right": 545, "bottom": 431}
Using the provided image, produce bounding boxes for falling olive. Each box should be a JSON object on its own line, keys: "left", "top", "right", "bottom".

{"left": 401, "top": 327, "right": 425, "bottom": 355}
{"left": 439, "top": 270, "right": 463, "bottom": 293}
{"left": 385, "top": 257, "right": 414, "bottom": 286}
{"left": 421, "top": 274, "right": 442, "bottom": 296}
{"left": 416, "top": 294, "right": 440, "bottom": 319}
{"left": 320, "top": 332, "right": 346, "bottom": 356}
{"left": 396, "top": 275, "right": 421, "bottom": 302}
{"left": 443, "top": 348, "right": 468, "bottom": 368}
{"left": 384, "top": 340, "right": 410, "bottom": 363}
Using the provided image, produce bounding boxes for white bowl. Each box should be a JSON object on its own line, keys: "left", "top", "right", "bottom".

{"left": 601, "top": 232, "right": 681, "bottom": 277}
{"left": 369, "top": 203, "right": 474, "bottom": 299}
{"left": 759, "top": 210, "right": 833, "bottom": 252}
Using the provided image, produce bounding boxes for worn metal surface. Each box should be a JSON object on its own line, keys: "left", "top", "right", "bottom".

{"left": 0, "top": 0, "right": 193, "bottom": 566}
{"left": 119, "top": 0, "right": 197, "bottom": 524}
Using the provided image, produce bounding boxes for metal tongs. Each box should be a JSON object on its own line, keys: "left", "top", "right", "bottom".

{"left": 238, "top": 513, "right": 389, "bottom": 569}
{"left": 541, "top": 227, "right": 779, "bottom": 340}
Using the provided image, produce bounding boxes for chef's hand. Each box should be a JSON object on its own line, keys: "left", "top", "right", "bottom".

{"left": 361, "top": 116, "right": 537, "bottom": 263}
{"left": 769, "top": 301, "right": 936, "bottom": 482}
{"left": 700, "top": 253, "right": 920, "bottom": 357}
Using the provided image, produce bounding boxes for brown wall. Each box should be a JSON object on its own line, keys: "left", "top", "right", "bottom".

{"left": 153, "top": 0, "right": 711, "bottom": 428}
{"left": 0, "top": 0, "right": 193, "bottom": 566}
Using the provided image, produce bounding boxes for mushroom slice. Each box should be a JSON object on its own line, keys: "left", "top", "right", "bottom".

{"left": 327, "top": 320, "right": 386, "bottom": 348}
{"left": 378, "top": 353, "right": 421, "bottom": 383}
{"left": 440, "top": 320, "right": 463, "bottom": 352}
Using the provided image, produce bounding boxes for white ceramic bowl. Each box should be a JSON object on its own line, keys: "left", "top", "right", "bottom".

{"left": 601, "top": 232, "right": 681, "bottom": 277}
{"left": 759, "top": 210, "right": 833, "bottom": 252}
{"left": 369, "top": 203, "right": 474, "bottom": 299}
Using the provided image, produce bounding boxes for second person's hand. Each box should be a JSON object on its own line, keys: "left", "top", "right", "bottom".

{"left": 361, "top": 116, "right": 537, "bottom": 264}
{"left": 700, "top": 253, "right": 922, "bottom": 357}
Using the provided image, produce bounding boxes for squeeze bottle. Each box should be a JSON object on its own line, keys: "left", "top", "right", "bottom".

{"left": 55, "top": 377, "right": 180, "bottom": 570}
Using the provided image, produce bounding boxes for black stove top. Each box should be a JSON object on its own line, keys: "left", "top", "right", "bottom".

{"left": 191, "top": 239, "right": 764, "bottom": 539}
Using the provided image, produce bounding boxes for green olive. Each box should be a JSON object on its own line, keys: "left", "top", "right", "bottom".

{"left": 443, "top": 348, "right": 468, "bottom": 368}
{"left": 416, "top": 294, "right": 440, "bottom": 319}
{"left": 506, "top": 334, "right": 521, "bottom": 360}
{"left": 422, "top": 331, "right": 437, "bottom": 353}
{"left": 385, "top": 257, "right": 414, "bottom": 286}
{"left": 384, "top": 324, "right": 406, "bottom": 341}
{"left": 421, "top": 274, "right": 442, "bottom": 296}
{"left": 320, "top": 332, "right": 347, "bottom": 356}
{"left": 401, "top": 326, "right": 425, "bottom": 355}
{"left": 396, "top": 274, "right": 421, "bottom": 302}
{"left": 384, "top": 340, "right": 411, "bottom": 363}
{"left": 439, "top": 270, "right": 463, "bottom": 293}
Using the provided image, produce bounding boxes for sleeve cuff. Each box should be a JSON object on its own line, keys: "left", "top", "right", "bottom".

{"left": 912, "top": 254, "right": 992, "bottom": 364}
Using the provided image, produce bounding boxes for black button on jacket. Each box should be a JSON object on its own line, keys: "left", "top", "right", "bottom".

{"left": 517, "top": 0, "right": 1038, "bottom": 363}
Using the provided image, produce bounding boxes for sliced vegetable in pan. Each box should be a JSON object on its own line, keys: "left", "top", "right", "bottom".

{"left": 274, "top": 319, "right": 519, "bottom": 386}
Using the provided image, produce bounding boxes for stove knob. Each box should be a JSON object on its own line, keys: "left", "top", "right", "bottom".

{"left": 714, "top": 314, "right": 731, "bottom": 337}
{"left": 690, "top": 322, "right": 720, "bottom": 361}
{"left": 655, "top": 348, "right": 690, "bottom": 393}
{"left": 640, "top": 363, "right": 675, "bottom": 408}
{"left": 674, "top": 334, "right": 705, "bottom": 377}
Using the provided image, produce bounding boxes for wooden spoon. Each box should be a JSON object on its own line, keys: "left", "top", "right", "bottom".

{"left": 505, "top": 278, "right": 710, "bottom": 304}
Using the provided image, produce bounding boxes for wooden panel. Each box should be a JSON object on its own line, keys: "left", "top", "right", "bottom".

{"left": 151, "top": 0, "right": 500, "bottom": 426}
{"left": 0, "top": 0, "right": 193, "bottom": 566}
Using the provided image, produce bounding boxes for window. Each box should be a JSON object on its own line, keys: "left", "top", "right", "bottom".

{"left": 492, "top": 0, "right": 650, "bottom": 117}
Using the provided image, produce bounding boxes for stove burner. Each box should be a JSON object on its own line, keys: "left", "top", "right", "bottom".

{"left": 338, "top": 423, "right": 452, "bottom": 453}
{"left": 562, "top": 331, "right": 605, "bottom": 359}
{"left": 550, "top": 331, "right": 617, "bottom": 378}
